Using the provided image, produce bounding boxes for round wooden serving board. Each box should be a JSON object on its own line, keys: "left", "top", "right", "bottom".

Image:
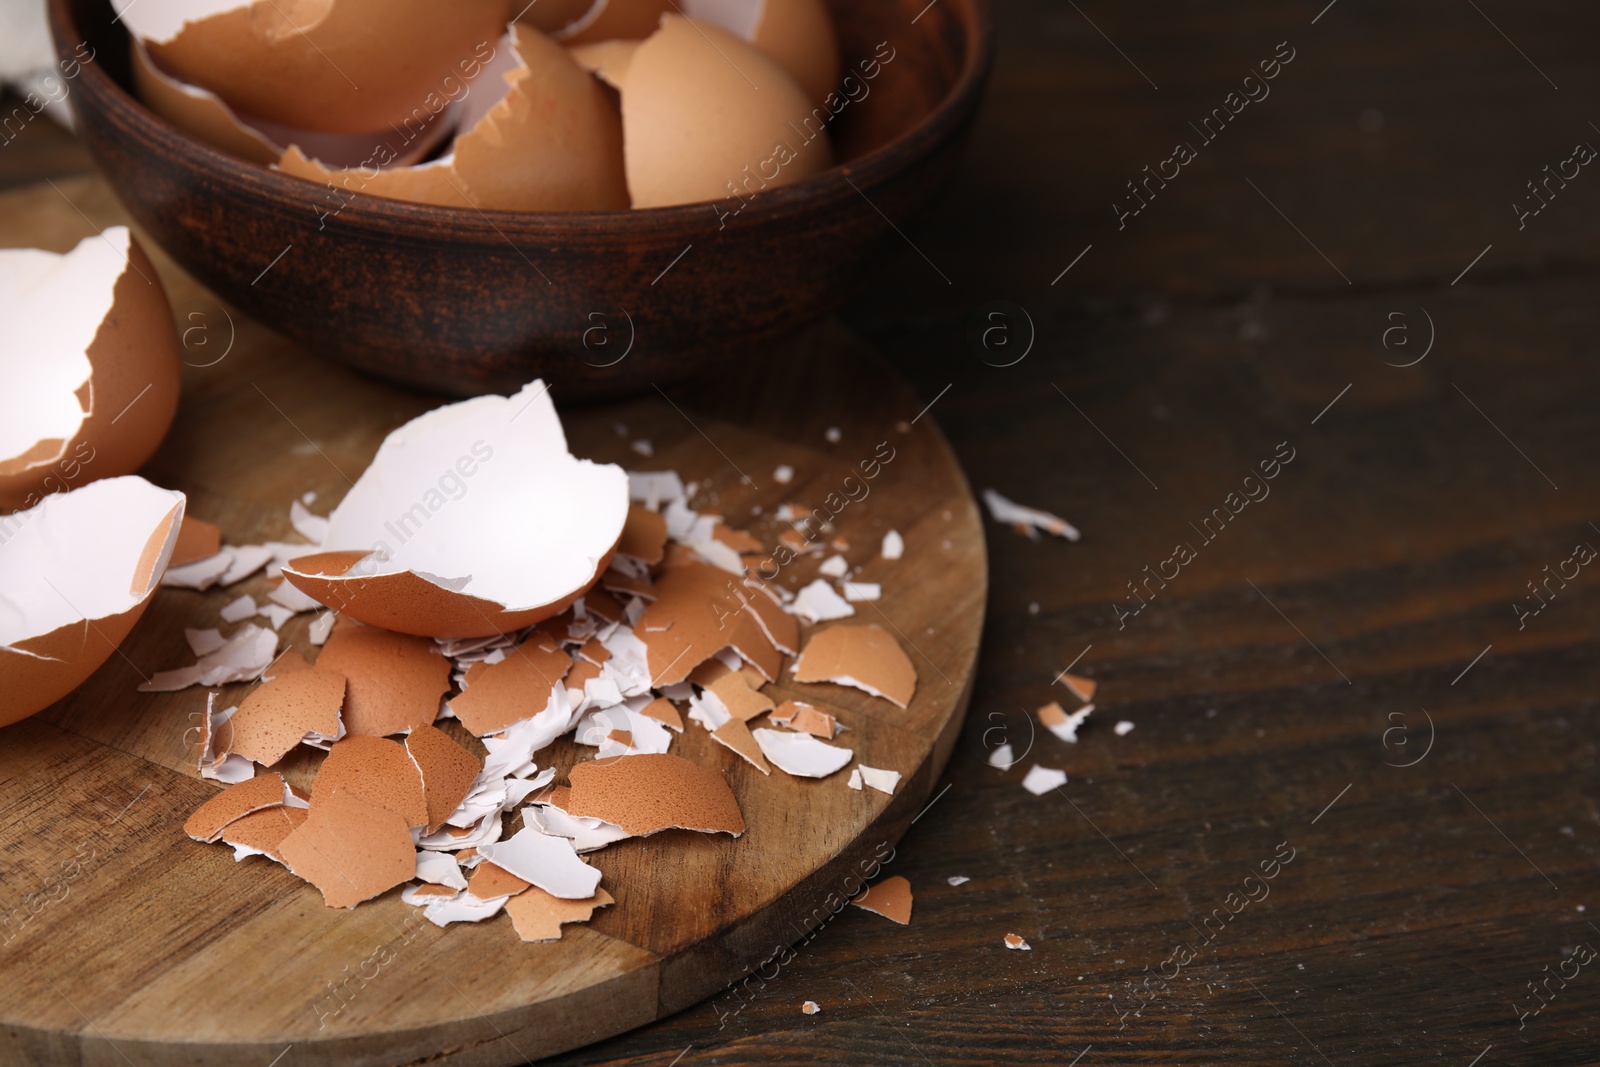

{"left": 0, "top": 176, "right": 986, "bottom": 1066}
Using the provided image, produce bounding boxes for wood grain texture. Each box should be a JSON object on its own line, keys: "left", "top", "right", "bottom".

{"left": 7, "top": 0, "right": 1600, "bottom": 1064}
{"left": 0, "top": 177, "right": 984, "bottom": 1065}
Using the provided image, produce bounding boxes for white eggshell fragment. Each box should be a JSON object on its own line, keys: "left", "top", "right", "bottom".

{"left": 0, "top": 227, "right": 182, "bottom": 511}
{"left": 0, "top": 476, "right": 185, "bottom": 728}
{"left": 282, "top": 381, "right": 629, "bottom": 639}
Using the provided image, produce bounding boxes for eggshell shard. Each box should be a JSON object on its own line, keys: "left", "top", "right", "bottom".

{"left": 517, "top": 0, "right": 593, "bottom": 33}
{"left": 0, "top": 476, "right": 184, "bottom": 728}
{"left": 551, "top": 0, "right": 670, "bottom": 44}
{"left": 169, "top": 517, "right": 222, "bottom": 567}
{"left": 227, "top": 667, "right": 346, "bottom": 765}
{"left": 312, "top": 622, "right": 452, "bottom": 736}
{"left": 792, "top": 624, "right": 917, "bottom": 709}
{"left": 568, "top": 39, "right": 639, "bottom": 91}
{"left": 220, "top": 803, "right": 308, "bottom": 864}
{"left": 467, "top": 860, "right": 530, "bottom": 900}
{"left": 476, "top": 825, "right": 602, "bottom": 899}
{"left": 636, "top": 561, "right": 783, "bottom": 686}
{"left": 682, "top": 0, "right": 841, "bottom": 104}
{"left": 277, "top": 27, "right": 629, "bottom": 211}
{"left": 449, "top": 635, "right": 573, "bottom": 736}
{"left": 616, "top": 503, "right": 668, "bottom": 565}
{"left": 184, "top": 773, "right": 293, "bottom": 843}
{"left": 279, "top": 790, "right": 418, "bottom": 908}
{"left": 850, "top": 875, "right": 912, "bottom": 925}
{"left": 751, "top": 727, "right": 850, "bottom": 778}
{"left": 617, "top": 15, "right": 833, "bottom": 208}
{"left": 565, "top": 753, "right": 745, "bottom": 836}
{"left": 0, "top": 228, "right": 181, "bottom": 511}
{"left": 505, "top": 884, "right": 614, "bottom": 942}
{"left": 314, "top": 736, "right": 430, "bottom": 828}
{"left": 118, "top": 0, "right": 511, "bottom": 133}
{"left": 406, "top": 724, "right": 483, "bottom": 834}
{"left": 283, "top": 381, "right": 628, "bottom": 639}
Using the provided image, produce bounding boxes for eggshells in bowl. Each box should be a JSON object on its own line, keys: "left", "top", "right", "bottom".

{"left": 282, "top": 381, "right": 628, "bottom": 639}
{"left": 617, "top": 15, "right": 833, "bottom": 208}
{"left": 0, "top": 476, "right": 185, "bottom": 729}
{"left": 113, "top": 0, "right": 513, "bottom": 133}
{"left": 0, "top": 226, "right": 182, "bottom": 512}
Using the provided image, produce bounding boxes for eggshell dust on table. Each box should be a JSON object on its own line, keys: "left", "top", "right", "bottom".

{"left": 0, "top": 476, "right": 184, "bottom": 727}
{"left": 0, "top": 228, "right": 181, "bottom": 511}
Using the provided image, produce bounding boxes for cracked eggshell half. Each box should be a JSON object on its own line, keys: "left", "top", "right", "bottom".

{"left": 681, "top": 0, "right": 841, "bottom": 104}
{"left": 616, "top": 15, "right": 833, "bottom": 208}
{"left": 0, "top": 227, "right": 182, "bottom": 511}
{"left": 131, "top": 40, "right": 456, "bottom": 168}
{"left": 283, "top": 381, "right": 628, "bottom": 639}
{"left": 113, "top": 0, "right": 512, "bottom": 133}
{"left": 277, "top": 25, "right": 629, "bottom": 211}
{"left": 0, "top": 476, "right": 185, "bottom": 727}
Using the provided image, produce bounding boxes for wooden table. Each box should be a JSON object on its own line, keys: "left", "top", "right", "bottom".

{"left": 5, "top": 0, "right": 1599, "bottom": 1062}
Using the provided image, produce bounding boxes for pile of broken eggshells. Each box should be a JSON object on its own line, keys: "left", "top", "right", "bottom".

{"left": 151, "top": 381, "right": 920, "bottom": 943}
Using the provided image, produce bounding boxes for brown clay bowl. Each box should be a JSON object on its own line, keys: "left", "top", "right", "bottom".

{"left": 49, "top": 0, "right": 992, "bottom": 401}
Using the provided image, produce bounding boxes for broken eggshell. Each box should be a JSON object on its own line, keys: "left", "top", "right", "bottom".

{"left": 113, "top": 0, "right": 512, "bottom": 133}
{"left": 277, "top": 25, "right": 629, "bottom": 211}
{"left": 681, "top": 0, "right": 841, "bottom": 105}
{"left": 0, "top": 476, "right": 185, "bottom": 728}
{"left": 282, "top": 381, "right": 628, "bottom": 639}
{"left": 613, "top": 15, "right": 833, "bottom": 208}
{"left": 0, "top": 227, "right": 181, "bottom": 511}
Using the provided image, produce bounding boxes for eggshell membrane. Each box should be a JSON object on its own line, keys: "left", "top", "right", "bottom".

{"left": 133, "top": 0, "right": 511, "bottom": 133}
{"left": 0, "top": 228, "right": 181, "bottom": 511}
{"left": 279, "top": 789, "right": 417, "bottom": 908}
{"left": 618, "top": 15, "right": 833, "bottom": 208}
{"left": 283, "top": 381, "right": 629, "bottom": 639}
{"left": 554, "top": 0, "right": 671, "bottom": 45}
{"left": 226, "top": 666, "right": 346, "bottom": 765}
{"left": 131, "top": 39, "right": 456, "bottom": 168}
{"left": 565, "top": 753, "right": 744, "bottom": 836}
{"left": 277, "top": 26, "right": 629, "bottom": 211}
{"left": 406, "top": 724, "right": 482, "bottom": 833}
{"left": 0, "top": 476, "right": 184, "bottom": 728}
{"left": 311, "top": 621, "right": 452, "bottom": 735}
{"left": 683, "top": 0, "right": 841, "bottom": 104}
{"left": 314, "top": 735, "right": 429, "bottom": 828}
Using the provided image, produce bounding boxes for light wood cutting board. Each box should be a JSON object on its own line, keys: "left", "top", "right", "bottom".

{"left": 0, "top": 175, "right": 986, "bottom": 1066}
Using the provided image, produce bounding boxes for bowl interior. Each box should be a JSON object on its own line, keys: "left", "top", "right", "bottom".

{"left": 59, "top": 0, "right": 985, "bottom": 218}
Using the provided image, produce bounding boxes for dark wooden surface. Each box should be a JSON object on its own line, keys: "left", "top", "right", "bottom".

{"left": 5, "top": 0, "right": 1599, "bottom": 1063}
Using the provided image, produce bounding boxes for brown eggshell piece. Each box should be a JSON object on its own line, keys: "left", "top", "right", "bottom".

{"left": 146, "top": 0, "right": 510, "bottom": 133}
{"left": 1060, "top": 672, "right": 1098, "bottom": 704}
{"left": 616, "top": 503, "right": 668, "bottom": 564}
{"left": 468, "top": 861, "right": 531, "bottom": 900}
{"left": 505, "top": 884, "right": 614, "bottom": 942}
{"left": 712, "top": 524, "right": 763, "bottom": 554}
{"left": 637, "top": 561, "right": 783, "bottom": 686}
{"left": 793, "top": 624, "right": 917, "bottom": 709}
{"left": 313, "top": 736, "right": 429, "bottom": 828}
{"left": 558, "top": 0, "right": 671, "bottom": 45}
{"left": 566, "top": 753, "right": 744, "bottom": 836}
{"left": 169, "top": 516, "right": 222, "bottom": 567}
{"left": 518, "top": 0, "right": 593, "bottom": 33}
{"left": 452, "top": 636, "right": 573, "bottom": 737}
{"left": 313, "top": 620, "right": 452, "bottom": 736}
{"left": 708, "top": 671, "right": 774, "bottom": 722}
{"left": 710, "top": 718, "right": 770, "bottom": 775}
{"left": 851, "top": 875, "right": 912, "bottom": 925}
{"left": 750, "top": 0, "right": 842, "bottom": 105}
{"left": 773, "top": 699, "right": 837, "bottom": 738}
{"left": 219, "top": 804, "right": 308, "bottom": 863}
{"left": 227, "top": 667, "right": 346, "bottom": 766}
{"left": 282, "top": 540, "right": 617, "bottom": 639}
{"left": 184, "top": 773, "right": 290, "bottom": 843}
{"left": 278, "top": 790, "right": 417, "bottom": 909}
{"left": 639, "top": 696, "right": 683, "bottom": 731}
{"left": 406, "top": 724, "right": 482, "bottom": 834}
